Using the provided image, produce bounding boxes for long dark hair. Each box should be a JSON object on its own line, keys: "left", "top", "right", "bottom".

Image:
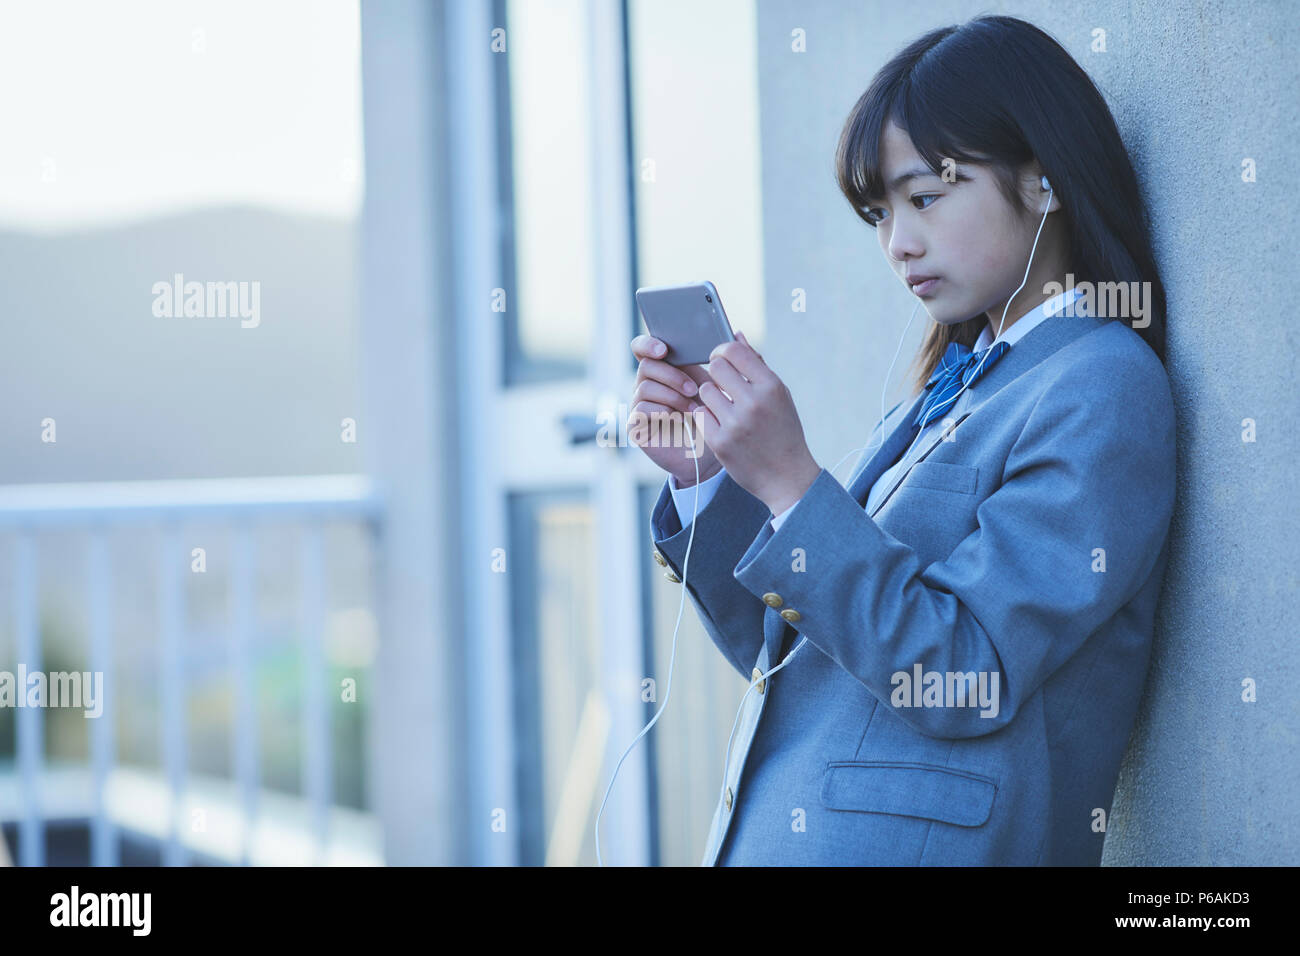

{"left": 835, "top": 14, "right": 1167, "bottom": 396}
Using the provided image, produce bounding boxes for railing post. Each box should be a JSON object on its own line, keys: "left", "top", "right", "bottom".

{"left": 300, "top": 523, "right": 330, "bottom": 864}
{"left": 158, "top": 524, "right": 187, "bottom": 866}
{"left": 231, "top": 524, "right": 259, "bottom": 865}
{"left": 14, "top": 532, "right": 43, "bottom": 867}
{"left": 0, "top": 476, "right": 383, "bottom": 865}
{"left": 88, "top": 529, "right": 118, "bottom": 866}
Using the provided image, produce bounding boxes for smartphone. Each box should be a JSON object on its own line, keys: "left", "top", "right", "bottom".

{"left": 634, "top": 280, "right": 736, "bottom": 366}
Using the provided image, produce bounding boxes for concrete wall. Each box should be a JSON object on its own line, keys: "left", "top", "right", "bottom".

{"left": 752, "top": 0, "right": 1298, "bottom": 864}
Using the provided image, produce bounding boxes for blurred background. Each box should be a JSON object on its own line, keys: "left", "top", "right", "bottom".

{"left": 1, "top": 0, "right": 1295, "bottom": 866}
{"left": 0, "top": 0, "right": 768, "bottom": 867}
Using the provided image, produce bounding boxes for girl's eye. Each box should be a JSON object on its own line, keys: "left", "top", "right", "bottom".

{"left": 863, "top": 193, "right": 938, "bottom": 226}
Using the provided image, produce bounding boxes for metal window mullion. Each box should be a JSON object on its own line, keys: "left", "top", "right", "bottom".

{"left": 586, "top": 0, "right": 650, "bottom": 867}
{"left": 445, "top": 0, "right": 517, "bottom": 866}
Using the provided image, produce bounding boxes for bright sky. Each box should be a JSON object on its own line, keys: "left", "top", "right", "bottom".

{"left": 0, "top": 0, "right": 363, "bottom": 232}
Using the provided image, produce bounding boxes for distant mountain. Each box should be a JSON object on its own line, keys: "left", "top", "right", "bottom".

{"left": 0, "top": 206, "right": 363, "bottom": 484}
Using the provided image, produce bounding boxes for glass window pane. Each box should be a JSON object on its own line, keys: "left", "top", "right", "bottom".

{"left": 500, "top": 0, "right": 597, "bottom": 384}
{"left": 507, "top": 491, "right": 602, "bottom": 865}
{"left": 627, "top": 0, "right": 767, "bottom": 348}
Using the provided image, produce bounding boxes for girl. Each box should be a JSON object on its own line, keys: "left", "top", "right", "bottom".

{"left": 629, "top": 14, "right": 1175, "bottom": 865}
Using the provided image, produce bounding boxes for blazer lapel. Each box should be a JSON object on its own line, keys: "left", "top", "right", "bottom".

{"left": 861, "top": 310, "right": 1111, "bottom": 518}
{"left": 845, "top": 390, "right": 926, "bottom": 505}
{"left": 948, "top": 309, "right": 1110, "bottom": 420}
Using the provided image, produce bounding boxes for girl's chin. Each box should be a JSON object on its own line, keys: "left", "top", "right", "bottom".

{"left": 926, "top": 307, "right": 970, "bottom": 326}
{"left": 925, "top": 299, "right": 985, "bottom": 328}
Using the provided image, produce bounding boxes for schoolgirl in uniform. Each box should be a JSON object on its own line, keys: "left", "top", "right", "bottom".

{"left": 627, "top": 14, "right": 1175, "bottom": 865}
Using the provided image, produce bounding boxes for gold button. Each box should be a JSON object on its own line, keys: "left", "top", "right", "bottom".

{"left": 724, "top": 787, "right": 733, "bottom": 811}
{"left": 780, "top": 608, "right": 801, "bottom": 623}
{"left": 761, "top": 592, "right": 783, "bottom": 608}
{"left": 664, "top": 569, "right": 681, "bottom": 583}
{"left": 751, "top": 667, "right": 766, "bottom": 695}
{"left": 652, "top": 550, "right": 667, "bottom": 567}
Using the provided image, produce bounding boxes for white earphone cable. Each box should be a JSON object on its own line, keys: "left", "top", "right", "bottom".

{"left": 828, "top": 296, "right": 923, "bottom": 484}
{"left": 594, "top": 418, "right": 701, "bottom": 867}
{"left": 595, "top": 412, "right": 810, "bottom": 866}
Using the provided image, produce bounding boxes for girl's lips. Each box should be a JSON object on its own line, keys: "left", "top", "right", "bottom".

{"left": 909, "top": 277, "right": 940, "bottom": 296}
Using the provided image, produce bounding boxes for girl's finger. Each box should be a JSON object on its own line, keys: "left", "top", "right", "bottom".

{"left": 632, "top": 379, "right": 695, "bottom": 414}
{"left": 691, "top": 404, "right": 720, "bottom": 443}
{"left": 637, "top": 357, "right": 699, "bottom": 397}
{"left": 630, "top": 400, "right": 673, "bottom": 417}
{"left": 631, "top": 334, "right": 668, "bottom": 359}
{"left": 696, "top": 379, "right": 735, "bottom": 425}
{"left": 712, "top": 340, "right": 767, "bottom": 383}
{"left": 706, "top": 355, "right": 751, "bottom": 405}
{"left": 628, "top": 404, "right": 688, "bottom": 445}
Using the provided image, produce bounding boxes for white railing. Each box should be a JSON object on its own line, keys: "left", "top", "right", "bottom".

{"left": 0, "top": 475, "right": 384, "bottom": 866}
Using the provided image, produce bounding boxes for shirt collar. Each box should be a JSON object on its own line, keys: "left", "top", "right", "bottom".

{"left": 974, "top": 284, "right": 1087, "bottom": 351}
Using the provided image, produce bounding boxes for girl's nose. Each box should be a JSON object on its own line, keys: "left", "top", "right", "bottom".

{"left": 887, "top": 221, "right": 924, "bottom": 262}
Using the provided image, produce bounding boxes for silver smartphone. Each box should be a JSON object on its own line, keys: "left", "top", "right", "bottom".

{"left": 634, "top": 280, "right": 736, "bottom": 366}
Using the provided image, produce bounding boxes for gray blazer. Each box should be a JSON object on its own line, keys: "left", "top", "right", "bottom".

{"left": 650, "top": 310, "right": 1176, "bottom": 865}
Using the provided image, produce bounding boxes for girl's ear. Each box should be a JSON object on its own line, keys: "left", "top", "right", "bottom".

{"left": 1025, "top": 165, "right": 1060, "bottom": 215}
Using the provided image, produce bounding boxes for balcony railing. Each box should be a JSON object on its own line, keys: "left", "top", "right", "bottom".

{"left": 0, "top": 475, "right": 384, "bottom": 866}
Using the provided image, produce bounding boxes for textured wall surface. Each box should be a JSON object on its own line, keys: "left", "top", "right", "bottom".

{"left": 752, "top": 0, "right": 1298, "bottom": 864}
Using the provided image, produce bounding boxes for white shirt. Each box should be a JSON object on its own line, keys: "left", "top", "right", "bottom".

{"left": 669, "top": 286, "right": 1087, "bottom": 531}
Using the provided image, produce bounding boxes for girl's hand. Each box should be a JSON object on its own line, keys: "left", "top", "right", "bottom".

{"left": 629, "top": 334, "right": 721, "bottom": 486}
{"left": 693, "top": 331, "right": 821, "bottom": 515}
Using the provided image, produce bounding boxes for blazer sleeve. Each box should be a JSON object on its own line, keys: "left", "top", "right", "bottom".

{"left": 650, "top": 470, "right": 774, "bottom": 679}
{"left": 730, "top": 349, "right": 1177, "bottom": 738}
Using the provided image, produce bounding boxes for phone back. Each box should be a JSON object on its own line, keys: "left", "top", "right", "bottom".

{"left": 634, "top": 281, "right": 735, "bottom": 366}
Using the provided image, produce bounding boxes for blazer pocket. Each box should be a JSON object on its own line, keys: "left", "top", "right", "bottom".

{"left": 820, "top": 760, "right": 997, "bottom": 827}
{"left": 903, "top": 460, "right": 979, "bottom": 495}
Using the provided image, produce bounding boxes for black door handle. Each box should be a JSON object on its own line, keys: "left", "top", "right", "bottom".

{"left": 560, "top": 412, "right": 604, "bottom": 446}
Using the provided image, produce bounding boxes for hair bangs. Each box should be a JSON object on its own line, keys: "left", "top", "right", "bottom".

{"left": 836, "top": 28, "right": 1030, "bottom": 228}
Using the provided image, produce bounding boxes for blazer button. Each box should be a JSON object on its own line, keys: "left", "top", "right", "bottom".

{"left": 751, "top": 667, "right": 766, "bottom": 695}
{"left": 761, "top": 592, "right": 783, "bottom": 608}
{"left": 780, "top": 608, "right": 801, "bottom": 623}
{"left": 724, "top": 787, "right": 733, "bottom": 811}
{"left": 663, "top": 569, "right": 682, "bottom": 583}
{"left": 652, "top": 550, "right": 667, "bottom": 568}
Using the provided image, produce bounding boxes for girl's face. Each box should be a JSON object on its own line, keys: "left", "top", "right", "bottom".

{"left": 868, "top": 120, "right": 1064, "bottom": 332}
